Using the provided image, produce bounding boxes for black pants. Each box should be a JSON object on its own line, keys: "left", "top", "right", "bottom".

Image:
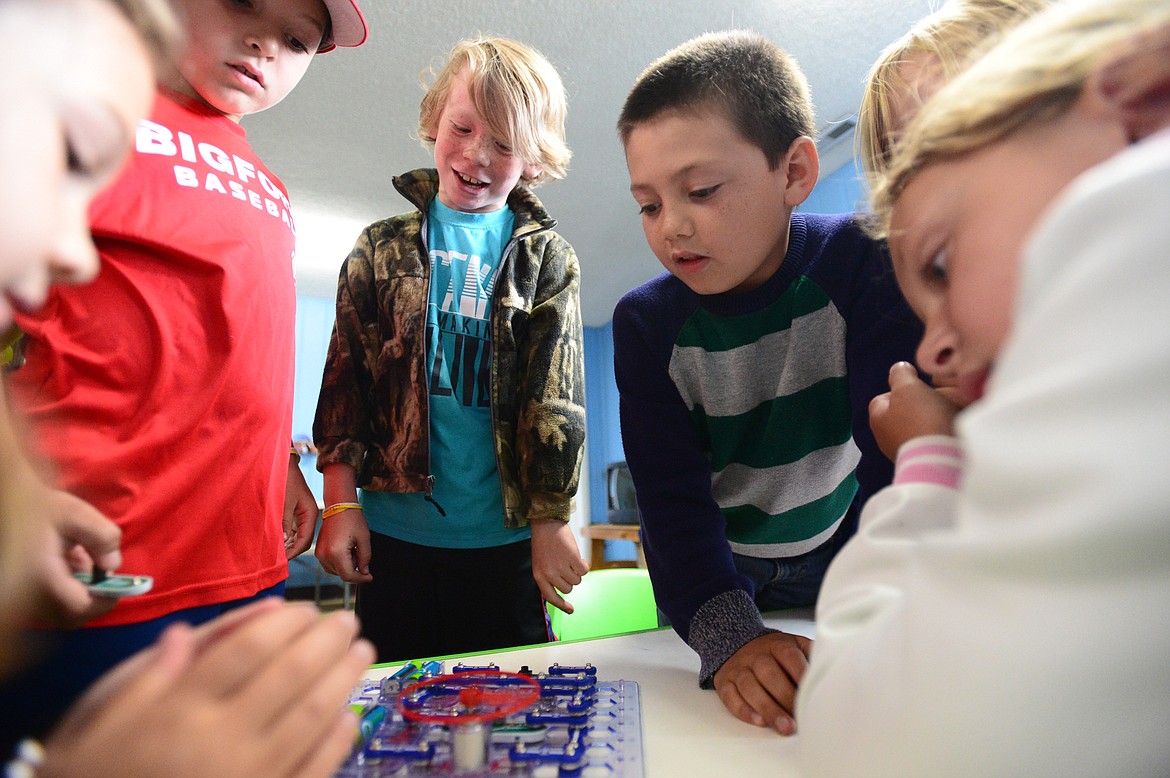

{"left": 357, "top": 533, "right": 551, "bottom": 664}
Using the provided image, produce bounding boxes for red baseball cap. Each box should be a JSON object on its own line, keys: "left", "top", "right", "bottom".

{"left": 320, "top": 0, "right": 368, "bottom": 53}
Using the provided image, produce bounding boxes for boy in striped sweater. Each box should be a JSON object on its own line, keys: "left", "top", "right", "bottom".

{"left": 614, "top": 30, "right": 921, "bottom": 735}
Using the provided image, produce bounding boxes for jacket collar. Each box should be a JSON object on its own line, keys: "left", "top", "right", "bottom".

{"left": 391, "top": 168, "right": 557, "bottom": 238}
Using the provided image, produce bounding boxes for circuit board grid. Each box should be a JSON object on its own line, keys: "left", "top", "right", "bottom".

{"left": 335, "top": 662, "right": 644, "bottom": 778}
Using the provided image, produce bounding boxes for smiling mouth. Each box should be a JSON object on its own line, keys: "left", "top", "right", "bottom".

{"left": 457, "top": 171, "right": 488, "bottom": 189}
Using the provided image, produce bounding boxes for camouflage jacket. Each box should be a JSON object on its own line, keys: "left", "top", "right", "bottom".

{"left": 313, "top": 169, "right": 585, "bottom": 527}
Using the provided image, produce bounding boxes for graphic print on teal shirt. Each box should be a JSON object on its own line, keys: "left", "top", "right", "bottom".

{"left": 668, "top": 274, "right": 860, "bottom": 557}
{"left": 362, "top": 199, "right": 529, "bottom": 548}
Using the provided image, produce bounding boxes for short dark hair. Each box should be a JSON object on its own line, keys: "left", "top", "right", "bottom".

{"left": 618, "top": 30, "right": 814, "bottom": 170}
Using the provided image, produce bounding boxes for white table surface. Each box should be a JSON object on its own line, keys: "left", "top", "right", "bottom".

{"left": 361, "top": 610, "right": 815, "bottom": 777}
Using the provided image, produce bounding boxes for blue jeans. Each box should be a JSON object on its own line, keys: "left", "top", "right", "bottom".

{"left": 656, "top": 523, "right": 850, "bottom": 627}
{"left": 733, "top": 529, "right": 846, "bottom": 612}
{"left": 0, "top": 582, "right": 284, "bottom": 755}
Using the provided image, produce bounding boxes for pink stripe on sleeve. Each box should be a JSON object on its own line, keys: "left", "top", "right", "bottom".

{"left": 894, "top": 436, "right": 963, "bottom": 489}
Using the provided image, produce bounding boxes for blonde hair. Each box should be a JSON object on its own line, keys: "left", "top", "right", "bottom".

{"left": 418, "top": 36, "right": 571, "bottom": 187}
{"left": 870, "top": 0, "right": 1170, "bottom": 239}
{"left": 106, "top": 0, "right": 182, "bottom": 73}
{"left": 858, "top": 0, "right": 1049, "bottom": 190}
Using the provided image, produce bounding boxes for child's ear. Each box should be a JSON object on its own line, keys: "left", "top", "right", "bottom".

{"left": 781, "top": 136, "right": 820, "bottom": 208}
{"left": 523, "top": 162, "right": 543, "bottom": 183}
{"left": 1092, "top": 22, "right": 1170, "bottom": 143}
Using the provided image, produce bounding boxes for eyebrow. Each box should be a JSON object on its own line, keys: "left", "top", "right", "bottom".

{"left": 291, "top": 11, "right": 326, "bottom": 40}
{"left": 888, "top": 195, "right": 945, "bottom": 269}
{"left": 628, "top": 162, "right": 710, "bottom": 194}
{"left": 886, "top": 224, "right": 914, "bottom": 266}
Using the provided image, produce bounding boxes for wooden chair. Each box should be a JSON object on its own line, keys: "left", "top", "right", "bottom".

{"left": 583, "top": 522, "right": 645, "bottom": 569}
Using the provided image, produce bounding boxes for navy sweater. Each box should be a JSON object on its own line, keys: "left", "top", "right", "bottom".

{"left": 613, "top": 212, "right": 922, "bottom": 686}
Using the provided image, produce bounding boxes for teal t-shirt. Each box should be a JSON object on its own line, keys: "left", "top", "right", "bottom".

{"left": 362, "top": 198, "right": 530, "bottom": 548}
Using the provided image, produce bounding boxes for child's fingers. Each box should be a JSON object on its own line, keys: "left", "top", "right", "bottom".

{"left": 52, "top": 497, "right": 122, "bottom": 572}
{"left": 315, "top": 527, "right": 373, "bottom": 582}
{"left": 715, "top": 676, "right": 768, "bottom": 728}
{"left": 338, "top": 554, "right": 375, "bottom": 583}
{"left": 768, "top": 634, "right": 812, "bottom": 685}
{"left": 182, "top": 602, "right": 322, "bottom": 698}
{"left": 542, "top": 580, "right": 574, "bottom": 614}
{"left": 239, "top": 610, "right": 367, "bottom": 730}
{"left": 188, "top": 596, "right": 285, "bottom": 649}
{"left": 317, "top": 544, "right": 356, "bottom": 580}
{"left": 256, "top": 635, "right": 374, "bottom": 775}
{"left": 723, "top": 670, "right": 798, "bottom": 735}
{"left": 749, "top": 657, "right": 803, "bottom": 730}
{"left": 284, "top": 708, "right": 364, "bottom": 778}
{"left": 38, "top": 566, "right": 116, "bottom": 626}
{"left": 887, "top": 360, "right": 923, "bottom": 389}
{"left": 935, "top": 385, "right": 967, "bottom": 408}
{"left": 555, "top": 567, "right": 583, "bottom": 592}
{"left": 354, "top": 532, "right": 373, "bottom": 577}
{"left": 51, "top": 622, "right": 197, "bottom": 743}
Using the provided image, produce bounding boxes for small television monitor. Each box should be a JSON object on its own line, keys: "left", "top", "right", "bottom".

{"left": 605, "top": 461, "right": 640, "bottom": 525}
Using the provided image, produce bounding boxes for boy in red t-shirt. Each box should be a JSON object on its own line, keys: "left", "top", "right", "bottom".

{"left": 0, "top": 0, "right": 368, "bottom": 745}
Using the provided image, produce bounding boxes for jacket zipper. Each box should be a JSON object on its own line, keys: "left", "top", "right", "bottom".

{"left": 424, "top": 474, "right": 447, "bottom": 517}
{"left": 418, "top": 209, "right": 447, "bottom": 518}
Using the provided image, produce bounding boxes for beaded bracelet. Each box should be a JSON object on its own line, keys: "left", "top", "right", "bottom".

{"left": 322, "top": 502, "right": 362, "bottom": 520}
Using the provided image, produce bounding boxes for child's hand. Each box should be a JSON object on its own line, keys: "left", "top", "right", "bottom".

{"left": 315, "top": 509, "right": 373, "bottom": 583}
{"left": 869, "top": 361, "right": 962, "bottom": 460}
{"left": 713, "top": 631, "right": 812, "bottom": 735}
{"left": 40, "top": 601, "right": 375, "bottom": 778}
{"left": 283, "top": 460, "right": 318, "bottom": 559}
{"left": 530, "top": 518, "right": 588, "bottom": 614}
{"left": 21, "top": 485, "right": 123, "bottom": 627}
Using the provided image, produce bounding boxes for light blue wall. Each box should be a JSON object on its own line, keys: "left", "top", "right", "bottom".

{"left": 584, "top": 321, "right": 620, "bottom": 506}
{"left": 292, "top": 295, "right": 335, "bottom": 500}
{"left": 798, "top": 161, "right": 867, "bottom": 215}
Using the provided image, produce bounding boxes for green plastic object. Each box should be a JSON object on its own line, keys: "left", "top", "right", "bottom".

{"left": 548, "top": 568, "right": 658, "bottom": 641}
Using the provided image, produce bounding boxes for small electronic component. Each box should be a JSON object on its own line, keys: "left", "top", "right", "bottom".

{"left": 73, "top": 571, "right": 153, "bottom": 598}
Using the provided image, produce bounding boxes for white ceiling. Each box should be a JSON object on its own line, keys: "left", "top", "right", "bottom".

{"left": 246, "top": 0, "right": 936, "bottom": 327}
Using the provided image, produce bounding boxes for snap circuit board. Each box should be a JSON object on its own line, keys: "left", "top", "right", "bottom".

{"left": 335, "top": 662, "right": 644, "bottom": 777}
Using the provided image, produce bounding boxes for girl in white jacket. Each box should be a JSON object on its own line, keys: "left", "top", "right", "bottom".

{"left": 798, "top": 1, "right": 1170, "bottom": 776}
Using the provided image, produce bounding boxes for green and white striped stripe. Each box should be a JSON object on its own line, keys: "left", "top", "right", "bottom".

{"left": 668, "top": 276, "right": 859, "bottom": 557}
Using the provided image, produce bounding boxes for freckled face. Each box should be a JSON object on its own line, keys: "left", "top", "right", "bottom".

{"left": 888, "top": 104, "right": 1126, "bottom": 402}
{"left": 170, "top": 0, "right": 327, "bottom": 121}
{"left": 625, "top": 108, "right": 795, "bottom": 296}
{"left": 431, "top": 69, "right": 541, "bottom": 214}
{"left": 0, "top": 0, "right": 155, "bottom": 330}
